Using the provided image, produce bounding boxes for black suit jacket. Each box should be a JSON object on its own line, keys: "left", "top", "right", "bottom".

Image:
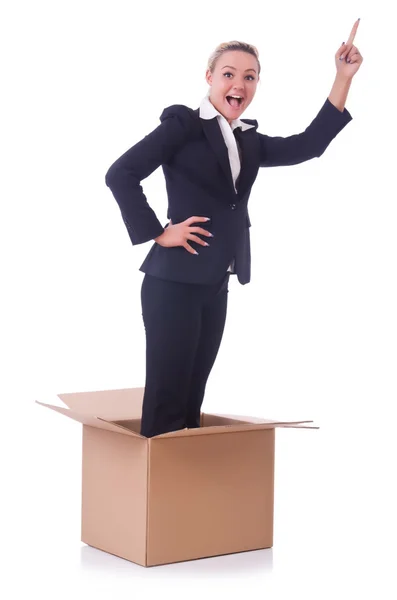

{"left": 105, "top": 98, "right": 352, "bottom": 285}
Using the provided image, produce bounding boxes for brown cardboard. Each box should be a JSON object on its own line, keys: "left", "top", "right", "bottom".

{"left": 36, "top": 387, "right": 318, "bottom": 566}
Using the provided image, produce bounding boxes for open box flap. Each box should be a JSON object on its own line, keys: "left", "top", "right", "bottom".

{"left": 152, "top": 419, "right": 318, "bottom": 440}
{"left": 55, "top": 387, "right": 145, "bottom": 420}
{"left": 202, "top": 413, "right": 316, "bottom": 427}
{"left": 36, "top": 401, "right": 145, "bottom": 438}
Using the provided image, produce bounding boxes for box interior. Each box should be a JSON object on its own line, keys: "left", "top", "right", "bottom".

{"left": 112, "top": 413, "right": 252, "bottom": 434}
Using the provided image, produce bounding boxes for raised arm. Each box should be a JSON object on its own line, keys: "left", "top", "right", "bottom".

{"left": 258, "top": 18, "right": 363, "bottom": 168}
{"left": 258, "top": 97, "right": 353, "bottom": 168}
{"left": 105, "top": 105, "right": 194, "bottom": 245}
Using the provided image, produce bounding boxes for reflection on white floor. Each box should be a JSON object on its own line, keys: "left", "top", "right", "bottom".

{"left": 80, "top": 543, "right": 274, "bottom": 578}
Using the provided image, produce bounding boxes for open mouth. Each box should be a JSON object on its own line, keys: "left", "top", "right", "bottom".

{"left": 226, "top": 96, "right": 244, "bottom": 109}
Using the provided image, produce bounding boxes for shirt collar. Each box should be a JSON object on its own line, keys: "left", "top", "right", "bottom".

{"left": 199, "top": 90, "right": 255, "bottom": 132}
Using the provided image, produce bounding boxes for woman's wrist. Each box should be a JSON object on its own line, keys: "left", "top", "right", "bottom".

{"left": 328, "top": 74, "right": 352, "bottom": 112}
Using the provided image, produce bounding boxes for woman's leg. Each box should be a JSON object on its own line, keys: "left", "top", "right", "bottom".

{"left": 185, "top": 273, "right": 230, "bottom": 428}
{"left": 140, "top": 274, "right": 203, "bottom": 438}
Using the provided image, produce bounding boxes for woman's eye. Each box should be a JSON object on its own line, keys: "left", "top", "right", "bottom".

{"left": 224, "top": 72, "right": 255, "bottom": 81}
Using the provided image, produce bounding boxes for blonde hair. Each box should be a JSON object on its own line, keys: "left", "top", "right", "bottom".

{"left": 207, "top": 40, "right": 261, "bottom": 76}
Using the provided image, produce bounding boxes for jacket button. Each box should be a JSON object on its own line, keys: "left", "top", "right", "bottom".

{"left": 230, "top": 203, "right": 236, "bottom": 210}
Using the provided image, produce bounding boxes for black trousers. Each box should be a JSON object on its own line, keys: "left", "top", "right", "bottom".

{"left": 140, "top": 271, "right": 231, "bottom": 438}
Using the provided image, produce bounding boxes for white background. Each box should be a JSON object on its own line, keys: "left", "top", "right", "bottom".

{"left": 2, "top": 0, "right": 396, "bottom": 598}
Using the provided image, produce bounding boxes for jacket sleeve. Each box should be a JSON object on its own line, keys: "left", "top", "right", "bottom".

{"left": 105, "top": 104, "right": 194, "bottom": 245}
{"left": 258, "top": 98, "right": 353, "bottom": 168}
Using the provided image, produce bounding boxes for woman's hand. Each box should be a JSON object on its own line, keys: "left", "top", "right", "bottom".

{"left": 154, "top": 216, "right": 213, "bottom": 255}
{"left": 335, "top": 18, "right": 363, "bottom": 79}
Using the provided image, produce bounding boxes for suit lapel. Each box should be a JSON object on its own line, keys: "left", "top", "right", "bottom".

{"left": 200, "top": 117, "right": 236, "bottom": 195}
{"left": 199, "top": 114, "right": 259, "bottom": 198}
{"left": 233, "top": 125, "right": 259, "bottom": 197}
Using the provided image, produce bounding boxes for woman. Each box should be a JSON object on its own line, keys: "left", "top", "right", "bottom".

{"left": 105, "top": 21, "right": 363, "bottom": 438}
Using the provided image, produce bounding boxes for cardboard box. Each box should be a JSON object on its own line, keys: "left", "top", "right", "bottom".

{"left": 36, "top": 387, "right": 317, "bottom": 567}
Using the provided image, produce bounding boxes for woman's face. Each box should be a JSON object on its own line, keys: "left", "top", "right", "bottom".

{"left": 205, "top": 50, "right": 259, "bottom": 124}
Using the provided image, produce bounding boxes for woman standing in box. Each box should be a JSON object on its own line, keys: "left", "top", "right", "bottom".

{"left": 105, "top": 20, "right": 363, "bottom": 438}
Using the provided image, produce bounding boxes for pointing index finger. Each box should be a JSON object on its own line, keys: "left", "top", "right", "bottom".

{"left": 347, "top": 18, "right": 360, "bottom": 45}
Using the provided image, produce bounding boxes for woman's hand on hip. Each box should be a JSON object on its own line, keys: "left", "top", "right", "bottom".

{"left": 154, "top": 216, "right": 213, "bottom": 255}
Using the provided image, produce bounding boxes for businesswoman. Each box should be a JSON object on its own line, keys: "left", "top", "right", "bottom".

{"left": 105, "top": 21, "right": 363, "bottom": 438}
